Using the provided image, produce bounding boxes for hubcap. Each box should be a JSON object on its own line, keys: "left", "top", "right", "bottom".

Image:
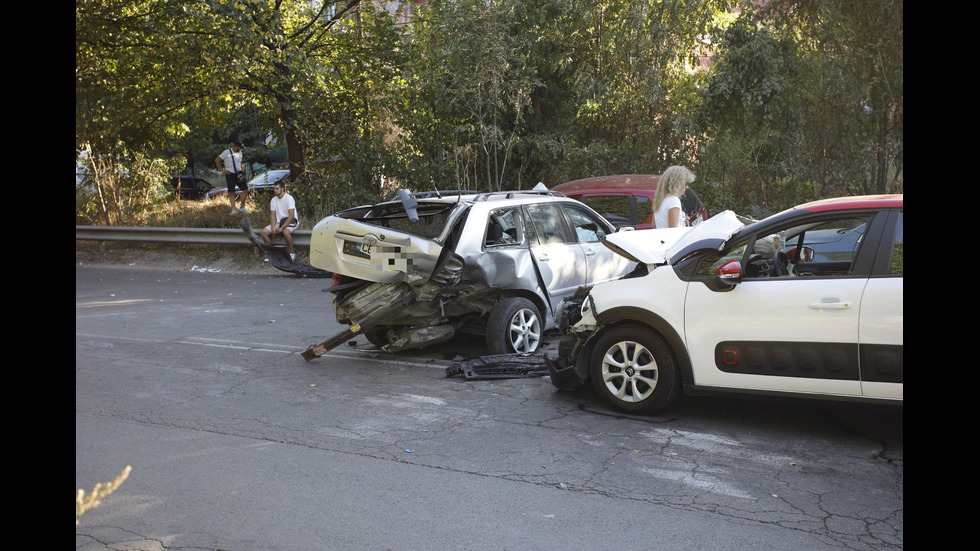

{"left": 601, "top": 340, "right": 658, "bottom": 403}
{"left": 508, "top": 308, "right": 541, "bottom": 353}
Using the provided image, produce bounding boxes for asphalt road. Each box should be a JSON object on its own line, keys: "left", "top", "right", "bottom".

{"left": 76, "top": 263, "right": 903, "bottom": 551}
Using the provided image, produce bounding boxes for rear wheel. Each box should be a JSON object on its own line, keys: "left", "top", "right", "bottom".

{"left": 364, "top": 327, "right": 392, "bottom": 348}
{"left": 486, "top": 297, "right": 542, "bottom": 354}
{"left": 589, "top": 325, "right": 679, "bottom": 414}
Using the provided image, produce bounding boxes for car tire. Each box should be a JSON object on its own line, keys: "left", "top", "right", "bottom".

{"left": 588, "top": 325, "right": 680, "bottom": 414}
{"left": 364, "top": 328, "right": 391, "bottom": 349}
{"left": 486, "top": 297, "right": 542, "bottom": 354}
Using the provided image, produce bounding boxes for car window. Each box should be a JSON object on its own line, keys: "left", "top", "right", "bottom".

{"left": 635, "top": 196, "right": 652, "bottom": 226}
{"left": 525, "top": 204, "right": 573, "bottom": 245}
{"left": 889, "top": 211, "right": 903, "bottom": 275}
{"left": 564, "top": 205, "right": 609, "bottom": 243}
{"left": 696, "top": 241, "right": 749, "bottom": 277}
{"left": 484, "top": 208, "right": 524, "bottom": 247}
{"left": 580, "top": 195, "right": 633, "bottom": 227}
{"left": 746, "top": 216, "right": 870, "bottom": 278}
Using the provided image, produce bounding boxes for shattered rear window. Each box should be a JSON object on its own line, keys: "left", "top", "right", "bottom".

{"left": 348, "top": 203, "right": 458, "bottom": 240}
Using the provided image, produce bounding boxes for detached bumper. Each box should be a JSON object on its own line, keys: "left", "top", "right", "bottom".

{"left": 544, "top": 335, "right": 586, "bottom": 390}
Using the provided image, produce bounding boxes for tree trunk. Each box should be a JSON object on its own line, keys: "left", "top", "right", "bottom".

{"left": 282, "top": 106, "right": 306, "bottom": 179}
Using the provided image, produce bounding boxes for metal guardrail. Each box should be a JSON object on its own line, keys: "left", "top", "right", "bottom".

{"left": 75, "top": 226, "right": 312, "bottom": 247}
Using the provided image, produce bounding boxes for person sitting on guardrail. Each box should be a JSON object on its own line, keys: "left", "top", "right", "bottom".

{"left": 260, "top": 181, "right": 299, "bottom": 261}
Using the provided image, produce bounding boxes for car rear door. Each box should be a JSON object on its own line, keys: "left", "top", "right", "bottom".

{"left": 524, "top": 203, "right": 587, "bottom": 315}
{"left": 858, "top": 211, "right": 903, "bottom": 399}
{"left": 562, "top": 204, "right": 633, "bottom": 286}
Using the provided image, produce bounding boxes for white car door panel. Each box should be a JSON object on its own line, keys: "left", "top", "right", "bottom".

{"left": 858, "top": 276, "right": 903, "bottom": 399}
{"left": 684, "top": 278, "right": 866, "bottom": 396}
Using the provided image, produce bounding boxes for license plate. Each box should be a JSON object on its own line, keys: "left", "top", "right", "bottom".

{"left": 343, "top": 240, "right": 371, "bottom": 259}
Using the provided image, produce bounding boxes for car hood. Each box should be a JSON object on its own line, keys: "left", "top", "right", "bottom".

{"left": 601, "top": 210, "right": 744, "bottom": 264}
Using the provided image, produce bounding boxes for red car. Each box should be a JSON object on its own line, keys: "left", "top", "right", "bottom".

{"left": 552, "top": 174, "right": 709, "bottom": 229}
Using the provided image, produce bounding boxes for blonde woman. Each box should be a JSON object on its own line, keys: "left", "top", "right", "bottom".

{"left": 653, "top": 166, "right": 696, "bottom": 228}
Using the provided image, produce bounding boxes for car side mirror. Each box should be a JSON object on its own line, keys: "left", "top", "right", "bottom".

{"left": 616, "top": 226, "right": 635, "bottom": 232}
{"left": 708, "top": 259, "right": 741, "bottom": 291}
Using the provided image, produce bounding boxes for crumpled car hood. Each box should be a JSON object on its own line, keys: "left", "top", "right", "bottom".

{"left": 601, "top": 227, "right": 691, "bottom": 264}
{"left": 601, "top": 210, "right": 745, "bottom": 264}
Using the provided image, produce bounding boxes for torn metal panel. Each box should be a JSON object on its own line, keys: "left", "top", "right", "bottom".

{"left": 383, "top": 324, "right": 456, "bottom": 352}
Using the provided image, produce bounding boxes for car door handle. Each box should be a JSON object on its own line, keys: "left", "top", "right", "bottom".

{"left": 808, "top": 301, "right": 852, "bottom": 310}
{"left": 583, "top": 247, "right": 597, "bottom": 256}
{"left": 538, "top": 254, "right": 549, "bottom": 261}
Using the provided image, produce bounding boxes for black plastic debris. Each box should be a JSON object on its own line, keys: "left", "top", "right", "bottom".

{"left": 446, "top": 353, "right": 550, "bottom": 380}
{"left": 241, "top": 218, "right": 333, "bottom": 278}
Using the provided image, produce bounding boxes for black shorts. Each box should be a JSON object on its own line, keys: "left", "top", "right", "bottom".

{"left": 225, "top": 173, "right": 249, "bottom": 194}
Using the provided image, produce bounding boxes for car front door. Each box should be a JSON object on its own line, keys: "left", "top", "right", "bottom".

{"left": 524, "top": 203, "right": 587, "bottom": 315}
{"left": 683, "top": 213, "right": 881, "bottom": 397}
{"left": 562, "top": 204, "right": 633, "bottom": 286}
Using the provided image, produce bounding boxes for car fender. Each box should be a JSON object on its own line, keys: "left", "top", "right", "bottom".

{"left": 577, "top": 305, "right": 693, "bottom": 387}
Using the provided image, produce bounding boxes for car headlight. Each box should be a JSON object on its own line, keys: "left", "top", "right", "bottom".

{"left": 577, "top": 295, "right": 598, "bottom": 327}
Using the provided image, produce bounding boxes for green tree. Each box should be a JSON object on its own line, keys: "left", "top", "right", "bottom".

{"left": 508, "top": 0, "right": 728, "bottom": 186}
{"left": 397, "top": 0, "right": 540, "bottom": 192}
{"left": 76, "top": 0, "right": 226, "bottom": 224}
{"left": 697, "top": 0, "right": 903, "bottom": 214}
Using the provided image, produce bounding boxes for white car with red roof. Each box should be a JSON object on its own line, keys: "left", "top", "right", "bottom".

{"left": 548, "top": 195, "right": 904, "bottom": 414}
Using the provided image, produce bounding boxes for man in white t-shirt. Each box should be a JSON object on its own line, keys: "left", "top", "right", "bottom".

{"left": 260, "top": 180, "right": 300, "bottom": 261}
{"left": 214, "top": 141, "right": 251, "bottom": 214}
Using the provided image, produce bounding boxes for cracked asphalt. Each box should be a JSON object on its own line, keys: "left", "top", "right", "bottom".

{"left": 76, "top": 263, "right": 903, "bottom": 551}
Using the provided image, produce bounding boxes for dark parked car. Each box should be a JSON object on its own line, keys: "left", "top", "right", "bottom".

{"left": 207, "top": 169, "right": 290, "bottom": 201}
{"left": 552, "top": 174, "right": 708, "bottom": 229}
{"left": 168, "top": 176, "right": 214, "bottom": 200}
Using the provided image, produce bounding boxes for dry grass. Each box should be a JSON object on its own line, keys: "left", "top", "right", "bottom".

{"left": 146, "top": 195, "right": 272, "bottom": 229}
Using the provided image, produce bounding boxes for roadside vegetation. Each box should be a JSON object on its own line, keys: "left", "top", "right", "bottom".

{"left": 76, "top": 0, "right": 903, "bottom": 228}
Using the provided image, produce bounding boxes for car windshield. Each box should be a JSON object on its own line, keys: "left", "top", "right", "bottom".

{"left": 248, "top": 170, "right": 289, "bottom": 186}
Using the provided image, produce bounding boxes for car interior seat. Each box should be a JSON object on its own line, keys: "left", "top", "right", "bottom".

{"left": 486, "top": 222, "right": 503, "bottom": 245}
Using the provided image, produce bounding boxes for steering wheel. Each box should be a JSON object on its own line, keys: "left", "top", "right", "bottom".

{"left": 772, "top": 250, "right": 789, "bottom": 276}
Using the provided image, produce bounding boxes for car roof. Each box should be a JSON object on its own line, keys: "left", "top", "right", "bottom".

{"left": 792, "top": 194, "right": 903, "bottom": 214}
{"left": 551, "top": 174, "right": 662, "bottom": 193}
{"left": 388, "top": 190, "right": 573, "bottom": 208}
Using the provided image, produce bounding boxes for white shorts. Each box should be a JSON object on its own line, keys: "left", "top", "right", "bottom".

{"left": 264, "top": 221, "right": 298, "bottom": 234}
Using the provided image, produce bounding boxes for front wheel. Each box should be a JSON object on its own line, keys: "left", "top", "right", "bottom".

{"left": 589, "top": 325, "right": 680, "bottom": 414}
{"left": 486, "top": 297, "right": 542, "bottom": 354}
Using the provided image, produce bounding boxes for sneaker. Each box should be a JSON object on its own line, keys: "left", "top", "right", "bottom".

{"left": 238, "top": 207, "right": 251, "bottom": 214}
{"left": 229, "top": 208, "right": 238, "bottom": 214}
{"left": 263, "top": 258, "right": 269, "bottom": 263}
{"left": 290, "top": 253, "right": 296, "bottom": 261}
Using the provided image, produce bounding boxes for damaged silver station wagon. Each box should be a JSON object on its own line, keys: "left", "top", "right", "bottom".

{"left": 306, "top": 190, "right": 635, "bottom": 356}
